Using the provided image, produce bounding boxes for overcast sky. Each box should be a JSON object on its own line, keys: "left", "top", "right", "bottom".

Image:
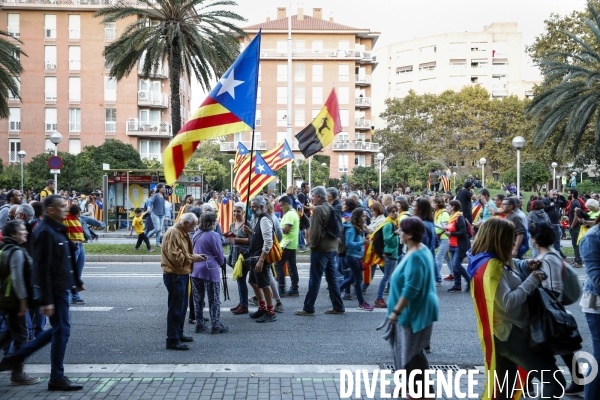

{"left": 190, "top": 0, "right": 587, "bottom": 109}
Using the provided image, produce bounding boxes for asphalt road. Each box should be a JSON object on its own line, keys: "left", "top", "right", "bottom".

{"left": 25, "top": 262, "right": 592, "bottom": 368}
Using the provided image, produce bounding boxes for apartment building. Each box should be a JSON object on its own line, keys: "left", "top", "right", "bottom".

{"left": 0, "top": 0, "right": 191, "bottom": 165}
{"left": 227, "top": 7, "right": 380, "bottom": 178}
{"left": 372, "top": 22, "right": 539, "bottom": 128}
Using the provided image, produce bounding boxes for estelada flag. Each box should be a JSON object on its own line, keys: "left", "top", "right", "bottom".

{"left": 218, "top": 196, "right": 233, "bottom": 234}
{"left": 472, "top": 203, "right": 483, "bottom": 224}
{"left": 266, "top": 139, "right": 294, "bottom": 172}
{"left": 441, "top": 175, "right": 450, "bottom": 192}
{"left": 234, "top": 151, "right": 277, "bottom": 202}
{"left": 233, "top": 142, "right": 249, "bottom": 173}
{"left": 163, "top": 31, "right": 261, "bottom": 185}
{"left": 295, "top": 89, "right": 341, "bottom": 158}
{"left": 468, "top": 253, "right": 527, "bottom": 400}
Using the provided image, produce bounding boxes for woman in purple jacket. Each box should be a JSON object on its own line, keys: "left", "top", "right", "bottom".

{"left": 190, "top": 212, "right": 228, "bottom": 334}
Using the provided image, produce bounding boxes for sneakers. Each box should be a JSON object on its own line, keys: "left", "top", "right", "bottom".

{"left": 256, "top": 312, "right": 277, "bottom": 323}
{"left": 147, "top": 248, "right": 156, "bottom": 253}
{"left": 447, "top": 286, "right": 462, "bottom": 293}
{"left": 342, "top": 293, "right": 353, "bottom": 300}
{"left": 70, "top": 298, "right": 85, "bottom": 305}
{"left": 278, "top": 288, "right": 287, "bottom": 297}
{"left": 294, "top": 310, "right": 315, "bottom": 316}
{"left": 10, "top": 372, "right": 40, "bottom": 386}
{"left": 564, "top": 382, "right": 584, "bottom": 395}
{"left": 425, "top": 345, "right": 432, "bottom": 354}
{"left": 443, "top": 274, "right": 455, "bottom": 281}
{"left": 383, "top": 285, "right": 389, "bottom": 294}
{"left": 358, "top": 302, "right": 374, "bottom": 311}
{"left": 249, "top": 296, "right": 259, "bottom": 306}
{"left": 298, "top": 246, "right": 309, "bottom": 253}
{"left": 274, "top": 302, "right": 284, "bottom": 313}
{"left": 249, "top": 309, "right": 266, "bottom": 319}
{"left": 286, "top": 289, "right": 300, "bottom": 297}
{"left": 324, "top": 309, "right": 345, "bottom": 314}
{"left": 211, "top": 325, "right": 229, "bottom": 334}
{"left": 374, "top": 299, "right": 387, "bottom": 308}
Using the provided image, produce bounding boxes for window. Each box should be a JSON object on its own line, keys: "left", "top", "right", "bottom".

{"left": 44, "top": 14, "right": 56, "bottom": 41}
{"left": 69, "top": 108, "right": 81, "bottom": 133}
{"left": 8, "top": 139, "right": 20, "bottom": 163}
{"left": 339, "top": 110, "right": 349, "bottom": 127}
{"left": 8, "top": 78, "right": 19, "bottom": 104}
{"left": 105, "top": 108, "right": 116, "bottom": 134}
{"left": 257, "top": 86, "right": 261, "bottom": 104}
{"left": 294, "top": 109, "right": 305, "bottom": 127}
{"left": 449, "top": 59, "right": 466, "bottom": 69}
{"left": 233, "top": 132, "right": 244, "bottom": 144}
{"left": 312, "top": 40, "right": 323, "bottom": 53}
{"left": 45, "top": 139, "right": 54, "bottom": 152}
{"left": 68, "top": 46, "right": 80, "bottom": 72}
{"left": 294, "top": 40, "right": 305, "bottom": 54}
{"left": 338, "top": 87, "right": 349, "bottom": 104}
{"left": 44, "top": 46, "right": 57, "bottom": 71}
{"left": 277, "top": 86, "right": 287, "bottom": 104}
{"left": 104, "top": 77, "right": 117, "bottom": 103}
{"left": 104, "top": 22, "right": 116, "bottom": 42}
{"left": 139, "top": 109, "right": 160, "bottom": 127}
{"left": 68, "top": 15, "right": 80, "bottom": 41}
{"left": 419, "top": 78, "right": 436, "bottom": 93}
{"left": 419, "top": 62, "right": 436, "bottom": 72}
{"left": 295, "top": 86, "right": 305, "bottom": 104}
{"left": 139, "top": 140, "right": 161, "bottom": 162}
{"left": 471, "top": 76, "right": 487, "bottom": 86}
{"left": 7, "top": 14, "right": 19, "bottom": 38}
{"left": 355, "top": 155, "right": 366, "bottom": 167}
{"left": 255, "top": 109, "right": 261, "bottom": 127}
{"left": 355, "top": 132, "right": 366, "bottom": 141}
{"left": 277, "top": 110, "right": 287, "bottom": 127}
{"left": 45, "top": 108, "right": 57, "bottom": 133}
{"left": 492, "top": 75, "right": 507, "bottom": 89}
{"left": 337, "top": 132, "right": 349, "bottom": 142}
{"left": 492, "top": 61, "right": 508, "bottom": 74}
{"left": 253, "top": 132, "right": 262, "bottom": 144}
{"left": 312, "top": 64, "right": 323, "bottom": 82}
{"left": 8, "top": 108, "right": 20, "bottom": 133}
{"left": 68, "top": 139, "right": 81, "bottom": 155}
{"left": 258, "top": 64, "right": 261, "bottom": 81}
{"left": 295, "top": 63, "right": 305, "bottom": 82}
{"left": 312, "top": 86, "right": 322, "bottom": 104}
{"left": 396, "top": 66, "right": 413, "bottom": 78}
{"left": 338, "top": 155, "right": 349, "bottom": 172}
{"left": 471, "top": 42, "right": 487, "bottom": 52}
{"left": 277, "top": 64, "right": 287, "bottom": 82}
{"left": 312, "top": 109, "right": 320, "bottom": 119}
{"left": 277, "top": 40, "right": 287, "bottom": 54}
{"left": 276, "top": 132, "right": 287, "bottom": 144}
{"left": 471, "top": 59, "right": 488, "bottom": 69}
{"left": 419, "top": 46, "right": 436, "bottom": 56}
{"left": 396, "top": 49, "right": 414, "bottom": 63}
{"left": 449, "top": 42, "right": 467, "bottom": 52}
{"left": 69, "top": 77, "right": 80, "bottom": 104}
{"left": 338, "top": 64, "right": 349, "bottom": 82}
{"left": 45, "top": 77, "right": 57, "bottom": 103}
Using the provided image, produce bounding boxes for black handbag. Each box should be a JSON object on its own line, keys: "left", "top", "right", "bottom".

{"left": 527, "top": 264, "right": 583, "bottom": 355}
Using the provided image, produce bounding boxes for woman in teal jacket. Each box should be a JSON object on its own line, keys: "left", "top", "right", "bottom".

{"left": 374, "top": 205, "right": 400, "bottom": 308}
{"left": 339, "top": 208, "right": 374, "bottom": 311}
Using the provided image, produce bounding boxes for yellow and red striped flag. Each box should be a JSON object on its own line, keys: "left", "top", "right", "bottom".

{"left": 163, "top": 32, "right": 261, "bottom": 185}
{"left": 218, "top": 196, "right": 233, "bottom": 234}
{"left": 233, "top": 151, "right": 277, "bottom": 202}
{"left": 233, "top": 142, "right": 250, "bottom": 173}
{"left": 472, "top": 203, "right": 483, "bottom": 224}
{"left": 441, "top": 175, "right": 450, "bottom": 192}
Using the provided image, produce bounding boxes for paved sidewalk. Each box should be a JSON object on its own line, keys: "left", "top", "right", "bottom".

{"left": 0, "top": 364, "right": 581, "bottom": 399}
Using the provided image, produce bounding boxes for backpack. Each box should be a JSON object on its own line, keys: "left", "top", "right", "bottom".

{"left": 338, "top": 225, "right": 349, "bottom": 256}
{"left": 543, "top": 252, "right": 581, "bottom": 306}
{"left": 465, "top": 217, "right": 475, "bottom": 238}
{"left": 34, "top": 189, "right": 50, "bottom": 202}
{"left": 324, "top": 204, "right": 343, "bottom": 239}
{"left": 372, "top": 227, "right": 385, "bottom": 259}
{"left": 0, "top": 244, "right": 38, "bottom": 310}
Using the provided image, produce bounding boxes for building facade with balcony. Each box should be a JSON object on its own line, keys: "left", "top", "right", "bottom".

{"left": 0, "top": 1, "right": 190, "bottom": 165}
{"left": 372, "top": 22, "right": 540, "bottom": 129}
{"left": 224, "top": 7, "right": 380, "bottom": 178}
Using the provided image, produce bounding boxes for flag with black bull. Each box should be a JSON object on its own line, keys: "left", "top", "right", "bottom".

{"left": 295, "top": 89, "right": 342, "bottom": 158}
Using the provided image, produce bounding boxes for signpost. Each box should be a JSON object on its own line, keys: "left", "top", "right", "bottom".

{"left": 165, "top": 185, "right": 173, "bottom": 196}
{"left": 174, "top": 185, "right": 186, "bottom": 198}
{"left": 48, "top": 156, "right": 62, "bottom": 188}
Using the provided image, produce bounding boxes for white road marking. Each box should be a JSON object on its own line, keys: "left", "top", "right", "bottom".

{"left": 70, "top": 307, "right": 114, "bottom": 311}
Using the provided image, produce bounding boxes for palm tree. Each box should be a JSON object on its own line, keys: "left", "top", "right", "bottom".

{"left": 0, "top": 30, "right": 25, "bottom": 119}
{"left": 525, "top": 1, "right": 600, "bottom": 158}
{"left": 95, "top": 0, "right": 246, "bottom": 135}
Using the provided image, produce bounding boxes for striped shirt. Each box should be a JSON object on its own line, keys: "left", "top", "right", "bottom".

{"left": 63, "top": 213, "right": 85, "bottom": 242}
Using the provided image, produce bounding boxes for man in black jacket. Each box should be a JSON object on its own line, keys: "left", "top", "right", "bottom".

{"left": 0, "top": 195, "right": 85, "bottom": 391}
{"left": 542, "top": 189, "right": 567, "bottom": 258}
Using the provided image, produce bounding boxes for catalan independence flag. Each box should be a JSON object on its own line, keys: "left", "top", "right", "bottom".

{"left": 468, "top": 252, "right": 526, "bottom": 400}
{"left": 234, "top": 151, "right": 277, "bottom": 202}
{"left": 264, "top": 139, "right": 294, "bottom": 171}
{"left": 472, "top": 203, "right": 483, "bottom": 224}
{"left": 295, "top": 89, "right": 341, "bottom": 158}
{"left": 441, "top": 175, "right": 450, "bottom": 192}
{"left": 163, "top": 31, "right": 261, "bottom": 185}
{"left": 218, "top": 196, "right": 233, "bottom": 234}
{"left": 233, "top": 142, "right": 250, "bottom": 173}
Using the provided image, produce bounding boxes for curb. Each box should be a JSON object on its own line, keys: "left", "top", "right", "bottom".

{"left": 86, "top": 255, "right": 313, "bottom": 263}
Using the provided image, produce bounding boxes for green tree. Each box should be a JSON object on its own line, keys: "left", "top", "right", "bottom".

{"left": 0, "top": 31, "right": 26, "bottom": 119}
{"left": 95, "top": 0, "right": 246, "bottom": 134}
{"left": 0, "top": 164, "right": 21, "bottom": 191}
{"left": 184, "top": 157, "right": 226, "bottom": 190}
{"left": 295, "top": 159, "right": 330, "bottom": 188}
{"left": 500, "top": 161, "right": 551, "bottom": 191}
{"left": 349, "top": 166, "right": 378, "bottom": 191}
{"left": 25, "top": 151, "right": 78, "bottom": 191}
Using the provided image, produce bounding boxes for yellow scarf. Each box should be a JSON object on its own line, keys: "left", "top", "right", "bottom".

{"left": 449, "top": 211, "right": 463, "bottom": 224}
{"left": 434, "top": 209, "right": 445, "bottom": 222}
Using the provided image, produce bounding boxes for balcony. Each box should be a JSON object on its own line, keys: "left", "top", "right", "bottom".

{"left": 45, "top": 122, "right": 58, "bottom": 134}
{"left": 1, "top": 0, "right": 154, "bottom": 8}
{"left": 69, "top": 121, "right": 81, "bottom": 135}
{"left": 355, "top": 97, "right": 371, "bottom": 108}
{"left": 355, "top": 118, "right": 372, "bottom": 130}
{"left": 358, "top": 51, "right": 377, "bottom": 64}
{"left": 126, "top": 120, "right": 172, "bottom": 137}
{"left": 332, "top": 140, "right": 380, "bottom": 152}
{"left": 104, "top": 28, "right": 116, "bottom": 42}
{"left": 258, "top": 49, "right": 377, "bottom": 63}
{"left": 45, "top": 91, "right": 57, "bottom": 104}
{"left": 355, "top": 74, "right": 371, "bottom": 86}
{"left": 105, "top": 121, "right": 117, "bottom": 135}
{"left": 44, "top": 28, "right": 56, "bottom": 41}
{"left": 69, "top": 59, "right": 80, "bottom": 73}
{"left": 8, "top": 121, "right": 20, "bottom": 135}
{"left": 7, "top": 30, "right": 19, "bottom": 39}
{"left": 219, "top": 141, "right": 267, "bottom": 152}
{"left": 8, "top": 94, "right": 19, "bottom": 105}
{"left": 138, "top": 90, "right": 168, "bottom": 108}
{"left": 141, "top": 153, "right": 162, "bottom": 163}
{"left": 45, "top": 59, "right": 57, "bottom": 73}
{"left": 138, "top": 64, "right": 169, "bottom": 79}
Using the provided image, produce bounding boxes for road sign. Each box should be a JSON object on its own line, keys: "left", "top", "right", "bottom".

{"left": 164, "top": 185, "right": 173, "bottom": 196}
{"left": 174, "top": 185, "right": 186, "bottom": 197}
{"left": 48, "top": 156, "right": 63, "bottom": 169}
{"left": 50, "top": 169, "right": 61, "bottom": 174}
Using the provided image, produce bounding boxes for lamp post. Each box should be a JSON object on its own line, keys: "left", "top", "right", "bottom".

{"left": 17, "top": 150, "right": 26, "bottom": 193}
{"left": 512, "top": 136, "right": 525, "bottom": 197}
{"left": 198, "top": 164, "right": 203, "bottom": 199}
{"left": 480, "top": 157, "right": 486, "bottom": 189}
{"left": 228, "top": 159, "right": 234, "bottom": 193}
{"left": 551, "top": 162, "right": 558, "bottom": 190}
{"left": 452, "top": 172, "right": 457, "bottom": 189}
{"left": 49, "top": 131, "right": 63, "bottom": 193}
{"left": 376, "top": 152, "right": 384, "bottom": 195}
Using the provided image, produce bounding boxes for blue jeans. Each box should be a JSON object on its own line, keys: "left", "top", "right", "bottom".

{"left": 450, "top": 247, "right": 470, "bottom": 288}
{"left": 80, "top": 215, "right": 105, "bottom": 229}
{"left": 336, "top": 255, "right": 345, "bottom": 286}
{"left": 377, "top": 257, "right": 397, "bottom": 300}
{"left": 236, "top": 271, "right": 249, "bottom": 307}
{"left": 303, "top": 251, "right": 344, "bottom": 313}
{"left": 6, "top": 290, "right": 71, "bottom": 382}
{"left": 298, "top": 230, "right": 306, "bottom": 248}
{"left": 71, "top": 243, "right": 85, "bottom": 300}
{"left": 148, "top": 214, "right": 165, "bottom": 245}
{"left": 434, "top": 239, "right": 449, "bottom": 282}
{"left": 163, "top": 274, "right": 188, "bottom": 342}
{"left": 339, "top": 256, "right": 365, "bottom": 304}
{"left": 552, "top": 224, "right": 566, "bottom": 258}
{"left": 585, "top": 312, "right": 600, "bottom": 399}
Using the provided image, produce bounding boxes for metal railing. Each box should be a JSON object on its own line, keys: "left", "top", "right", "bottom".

{"left": 355, "top": 119, "right": 372, "bottom": 129}
{"left": 45, "top": 122, "right": 58, "bottom": 133}
{"left": 104, "top": 121, "right": 117, "bottom": 135}
{"left": 332, "top": 140, "right": 380, "bottom": 152}
{"left": 44, "top": 28, "right": 56, "bottom": 41}
{"left": 126, "top": 120, "right": 172, "bottom": 137}
{"left": 104, "top": 28, "right": 116, "bottom": 42}
{"left": 7, "top": 30, "right": 19, "bottom": 38}
{"left": 69, "top": 121, "right": 81, "bottom": 134}
{"left": 219, "top": 141, "right": 267, "bottom": 152}
{"left": 137, "top": 90, "right": 168, "bottom": 108}
{"left": 259, "top": 49, "right": 377, "bottom": 62}
{"left": 8, "top": 94, "right": 19, "bottom": 104}
{"left": 8, "top": 121, "right": 20, "bottom": 133}
{"left": 137, "top": 63, "right": 168, "bottom": 78}
{"left": 69, "top": 59, "right": 81, "bottom": 72}
{"left": 355, "top": 74, "right": 371, "bottom": 84}
{"left": 355, "top": 97, "right": 371, "bottom": 106}
{"left": 45, "top": 59, "right": 57, "bottom": 72}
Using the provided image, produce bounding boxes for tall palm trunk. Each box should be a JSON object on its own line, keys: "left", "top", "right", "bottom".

{"left": 170, "top": 38, "right": 182, "bottom": 135}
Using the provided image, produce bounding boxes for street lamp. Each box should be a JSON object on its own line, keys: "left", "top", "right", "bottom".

{"left": 376, "top": 152, "right": 384, "bottom": 195}
{"left": 479, "top": 157, "right": 486, "bottom": 189}
{"left": 452, "top": 172, "right": 457, "bottom": 189}
{"left": 551, "top": 162, "right": 558, "bottom": 190}
{"left": 512, "top": 136, "right": 525, "bottom": 197}
{"left": 17, "top": 150, "right": 26, "bottom": 193}
{"left": 198, "top": 164, "right": 203, "bottom": 200}
{"left": 49, "top": 131, "right": 63, "bottom": 193}
{"left": 228, "top": 159, "right": 234, "bottom": 193}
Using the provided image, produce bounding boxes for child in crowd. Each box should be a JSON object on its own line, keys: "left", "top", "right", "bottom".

{"left": 129, "top": 208, "right": 154, "bottom": 252}
{"left": 560, "top": 215, "right": 570, "bottom": 240}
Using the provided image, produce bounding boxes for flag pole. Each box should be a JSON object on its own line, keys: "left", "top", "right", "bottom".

{"left": 244, "top": 131, "right": 255, "bottom": 223}
{"left": 286, "top": 0, "right": 293, "bottom": 189}
{"left": 308, "top": 156, "right": 311, "bottom": 188}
